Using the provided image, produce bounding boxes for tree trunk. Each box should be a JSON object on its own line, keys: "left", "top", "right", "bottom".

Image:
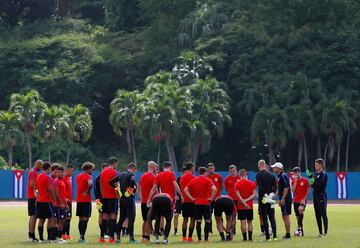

{"left": 130, "top": 130, "right": 137, "bottom": 164}
{"left": 26, "top": 133, "right": 32, "bottom": 169}
{"left": 192, "top": 143, "right": 200, "bottom": 168}
{"left": 336, "top": 142, "right": 341, "bottom": 172}
{"left": 268, "top": 144, "right": 276, "bottom": 166}
{"left": 345, "top": 132, "right": 350, "bottom": 172}
{"left": 126, "top": 129, "right": 132, "bottom": 154}
{"left": 8, "top": 145, "right": 13, "bottom": 167}
{"left": 157, "top": 142, "right": 161, "bottom": 165}
{"left": 323, "top": 142, "right": 328, "bottom": 170}
{"left": 303, "top": 137, "right": 309, "bottom": 171}
{"left": 317, "top": 136, "right": 322, "bottom": 158}
{"left": 170, "top": 145, "right": 178, "bottom": 171}
{"left": 66, "top": 145, "right": 71, "bottom": 166}
{"left": 297, "top": 139, "right": 303, "bottom": 168}
{"left": 48, "top": 149, "right": 51, "bottom": 163}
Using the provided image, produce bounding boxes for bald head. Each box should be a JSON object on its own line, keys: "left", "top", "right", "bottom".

{"left": 148, "top": 161, "right": 157, "bottom": 173}
{"left": 34, "top": 160, "right": 43, "bottom": 169}
{"left": 258, "top": 159, "right": 267, "bottom": 170}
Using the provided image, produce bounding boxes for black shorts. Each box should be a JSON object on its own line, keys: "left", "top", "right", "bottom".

{"left": 259, "top": 202, "right": 275, "bottom": 216}
{"left": 238, "top": 209, "right": 254, "bottom": 220}
{"left": 152, "top": 196, "right": 173, "bottom": 220}
{"left": 182, "top": 202, "right": 195, "bottom": 218}
{"left": 174, "top": 200, "right": 182, "bottom": 214}
{"left": 214, "top": 197, "right": 234, "bottom": 217}
{"left": 141, "top": 203, "right": 150, "bottom": 221}
{"left": 76, "top": 202, "right": 92, "bottom": 217}
{"left": 294, "top": 202, "right": 306, "bottom": 216}
{"left": 194, "top": 205, "right": 211, "bottom": 221}
{"left": 102, "top": 198, "right": 118, "bottom": 214}
{"left": 65, "top": 201, "right": 72, "bottom": 218}
{"left": 280, "top": 200, "right": 292, "bottom": 216}
{"left": 36, "top": 202, "right": 55, "bottom": 219}
{"left": 28, "top": 198, "right": 36, "bottom": 216}
{"left": 54, "top": 207, "right": 66, "bottom": 220}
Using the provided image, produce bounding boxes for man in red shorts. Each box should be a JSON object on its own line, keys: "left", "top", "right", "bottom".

{"left": 180, "top": 162, "right": 196, "bottom": 242}
{"left": 27, "top": 159, "right": 43, "bottom": 242}
{"left": 184, "top": 167, "right": 217, "bottom": 242}
{"left": 234, "top": 169, "right": 256, "bottom": 241}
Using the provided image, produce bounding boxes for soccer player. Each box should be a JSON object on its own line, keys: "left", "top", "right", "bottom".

{"left": 184, "top": 167, "right": 217, "bottom": 242}
{"left": 179, "top": 162, "right": 196, "bottom": 242}
{"left": 100, "top": 157, "right": 119, "bottom": 243}
{"left": 36, "top": 162, "right": 57, "bottom": 242}
{"left": 27, "top": 159, "right": 43, "bottom": 242}
{"left": 271, "top": 162, "right": 292, "bottom": 239}
{"left": 63, "top": 165, "right": 74, "bottom": 240}
{"left": 291, "top": 166, "right": 310, "bottom": 236}
{"left": 213, "top": 195, "right": 236, "bottom": 241}
{"left": 224, "top": 165, "right": 240, "bottom": 234}
{"left": 309, "top": 158, "right": 328, "bottom": 237}
{"left": 76, "top": 162, "right": 94, "bottom": 242}
{"left": 49, "top": 163, "right": 61, "bottom": 242}
{"left": 147, "top": 161, "right": 181, "bottom": 208}
{"left": 234, "top": 169, "right": 256, "bottom": 241}
{"left": 147, "top": 193, "right": 173, "bottom": 244}
{"left": 256, "top": 159, "right": 277, "bottom": 241}
{"left": 173, "top": 175, "right": 181, "bottom": 236}
{"left": 139, "top": 161, "right": 157, "bottom": 242}
{"left": 54, "top": 166, "right": 67, "bottom": 240}
{"left": 109, "top": 163, "right": 138, "bottom": 243}
{"left": 207, "top": 163, "right": 223, "bottom": 233}
{"left": 94, "top": 163, "right": 108, "bottom": 241}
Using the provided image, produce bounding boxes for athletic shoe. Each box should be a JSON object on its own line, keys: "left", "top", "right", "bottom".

{"left": 141, "top": 238, "right": 150, "bottom": 243}
{"left": 98, "top": 238, "right": 106, "bottom": 243}
{"left": 32, "top": 238, "right": 39, "bottom": 242}
{"left": 155, "top": 238, "right": 160, "bottom": 244}
{"left": 38, "top": 240, "right": 44, "bottom": 243}
{"left": 318, "top": 234, "right": 324, "bottom": 238}
{"left": 187, "top": 237, "right": 193, "bottom": 242}
{"left": 116, "top": 239, "right": 122, "bottom": 244}
{"left": 282, "top": 236, "right": 291, "bottom": 240}
{"left": 108, "top": 238, "right": 116, "bottom": 243}
{"left": 162, "top": 239, "right": 169, "bottom": 244}
{"left": 52, "top": 239, "right": 66, "bottom": 244}
{"left": 129, "top": 240, "right": 138, "bottom": 244}
{"left": 104, "top": 235, "right": 110, "bottom": 239}
{"left": 273, "top": 237, "right": 278, "bottom": 241}
{"left": 78, "top": 239, "right": 85, "bottom": 243}
{"left": 182, "top": 237, "right": 187, "bottom": 242}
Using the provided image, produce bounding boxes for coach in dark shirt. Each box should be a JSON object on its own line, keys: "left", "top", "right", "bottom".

{"left": 271, "top": 162, "right": 292, "bottom": 239}
{"left": 256, "top": 160, "right": 277, "bottom": 241}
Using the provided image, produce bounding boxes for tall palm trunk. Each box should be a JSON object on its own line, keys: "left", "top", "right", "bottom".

{"left": 297, "top": 139, "right": 303, "bottom": 168}
{"left": 66, "top": 145, "right": 72, "bottom": 166}
{"left": 157, "top": 142, "right": 161, "bottom": 165}
{"left": 165, "top": 136, "right": 177, "bottom": 171}
{"left": 345, "top": 132, "right": 350, "bottom": 172}
{"left": 48, "top": 149, "right": 51, "bottom": 163}
{"left": 126, "top": 129, "right": 132, "bottom": 154}
{"left": 130, "top": 129, "right": 137, "bottom": 164}
{"left": 26, "top": 132, "right": 32, "bottom": 168}
{"left": 323, "top": 142, "right": 328, "bottom": 170}
{"left": 303, "top": 138, "right": 309, "bottom": 171}
{"left": 316, "top": 136, "right": 322, "bottom": 158}
{"left": 336, "top": 142, "right": 341, "bottom": 172}
{"left": 268, "top": 143, "right": 276, "bottom": 166}
{"left": 192, "top": 142, "right": 200, "bottom": 167}
{"left": 8, "top": 144, "right": 13, "bottom": 167}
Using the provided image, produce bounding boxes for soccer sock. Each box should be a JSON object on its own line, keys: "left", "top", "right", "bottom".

{"left": 219, "top": 232, "right": 225, "bottom": 240}
{"left": 100, "top": 220, "right": 107, "bottom": 238}
{"left": 260, "top": 224, "right": 265, "bottom": 233}
{"left": 51, "top": 227, "right": 58, "bottom": 241}
{"left": 248, "top": 231, "right": 253, "bottom": 240}
{"left": 204, "top": 222, "right": 210, "bottom": 241}
{"left": 285, "top": 233, "right": 291, "bottom": 238}
{"left": 28, "top": 232, "right": 32, "bottom": 239}
{"left": 38, "top": 226, "right": 44, "bottom": 241}
{"left": 242, "top": 232, "right": 247, "bottom": 241}
{"left": 83, "top": 220, "right": 88, "bottom": 239}
{"left": 196, "top": 222, "right": 202, "bottom": 240}
{"left": 189, "top": 227, "right": 194, "bottom": 238}
{"left": 109, "top": 219, "right": 116, "bottom": 238}
{"left": 64, "top": 219, "right": 71, "bottom": 235}
{"left": 226, "top": 232, "right": 231, "bottom": 240}
{"left": 182, "top": 228, "right": 187, "bottom": 238}
{"left": 209, "top": 220, "right": 213, "bottom": 233}
{"left": 78, "top": 221, "right": 83, "bottom": 239}
{"left": 47, "top": 228, "right": 51, "bottom": 240}
{"left": 174, "top": 228, "right": 177, "bottom": 234}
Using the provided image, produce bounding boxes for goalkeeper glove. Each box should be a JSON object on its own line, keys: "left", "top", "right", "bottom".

{"left": 309, "top": 178, "right": 315, "bottom": 185}
{"left": 96, "top": 199, "right": 103, "bottom": 210}
{"left": 115, "top": 187, "right": 122, "bottom": 197}
{"left": 306, "top": 170, "right": 313, "bottom": 179}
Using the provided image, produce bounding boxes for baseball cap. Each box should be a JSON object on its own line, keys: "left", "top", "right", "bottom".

{"left": 271, "top": 162, "right": 283, "bottom": 170}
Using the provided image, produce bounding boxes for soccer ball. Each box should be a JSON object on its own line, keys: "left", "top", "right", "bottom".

{"left": 294, "top": 228, "right": 303, "bottom": 237}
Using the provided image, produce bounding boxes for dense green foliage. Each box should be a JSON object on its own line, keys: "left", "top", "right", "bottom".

{"left": 1, "top": 0, "right": 360, "bottom": 171}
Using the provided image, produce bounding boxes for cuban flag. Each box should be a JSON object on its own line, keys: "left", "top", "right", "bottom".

{"left": 13, "top": 170, "right": 24, "bottom": 199}
{"left": 336, "top": 172, "right": 347, "bottom": 199}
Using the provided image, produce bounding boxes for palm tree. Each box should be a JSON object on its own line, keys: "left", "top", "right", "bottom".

{"left": 250, "top": 104, "right": 291, "bottom": 166}
{"left": 0, "top": 111, "right": 24, "bottom": 166}
{"left": 38, "top": 106, "right": 70, "bottom": 162}
{"left": 109, "top": 90, "right": 144, "bottom": 164}
{"left": 186, "top": 77, "right": 232, "bottom": 165}
{"left": 9, "top": 90, "right": 46, "bottom": 168}
{"left": 63, "top": 104, "right": 92, "bottom": 165}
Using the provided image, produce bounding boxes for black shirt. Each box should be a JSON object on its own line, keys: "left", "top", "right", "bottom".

{"left": 256, "top": 170, "right": 277, "bottom": 199}
{"left": 109, "top": 171, "right": 137, "bottom": 200}
{"left": 311, "top": 171, "right": 328, "bottom": 197}
{"left": 94, "top": 173, "right": 102, "bottom": 199}
{"left": 277, "top": 171, "right": 292, "bottom": 201}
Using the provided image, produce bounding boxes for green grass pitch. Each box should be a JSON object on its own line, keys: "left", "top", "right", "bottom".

{"left": 0, "top": 204, "right": 359, "bottom": 248}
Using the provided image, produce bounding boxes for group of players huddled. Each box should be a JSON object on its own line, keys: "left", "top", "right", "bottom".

{"left": 26, "top": 157, "right": 328, "bottom": 244}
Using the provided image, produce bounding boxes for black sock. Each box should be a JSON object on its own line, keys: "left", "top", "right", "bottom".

{"left": 209, "top": 220, "right": 213, "bottom": 233}
{"left": 47, "top": 228, "right": 51, "bottom": 240}
{"left": 28, "top": 232, "right": 32, "bottom": 239}
{"left": 242, "top": 232, "right": 247, "bottom": 241}
{"left": 109, "top": 219, "right": 116, "bottom": 238}
{"left": 144, "top": 235, "right": 150, "bottom": 240}
{"left": 78, "top": 221, "right": 83, "bottom": 239}
{"left": 65, "top": 219, "right": 71, "bottom": 235}
{"left": 100, "top": 220, "right": 108, "bottom": 238}
{"left": 174, "top": 228, "right": 177, "bottom": 234}
{"left": 286, "top": 233, "right": 291, "bottom": 238}
{"left": 226, "top": 232, "right": 231, "bottom": 241}
{"left": 58, "top": 229, "right": 62, "bottom": 238}
{"left": 51, "top": 227, "right": 58, "bottom": 241}
{"left": 196, "top": 222, "right": 202, "bottom": 240}
{"left": 248, "top": 231, "right": 253, "bottom": 240}
{"left": 260, "top": 224, "right": 265, "bottom": 233}
{"left": 204, "top": 222, "right": 210, "bottom": 241}
{"left": 220, "top": 232, "right": 225, "bottom": 240}
{"left": 182, "top": 228, "right": 187, "bottom": 238}
{"left": 189, "top": 227, "right": 194, "bottom": 238}
{"left": 83, "top": 221, "right": 88, "bottom": 239}
{"left": 38, "top": 226, "right": 44, "bottom": 241}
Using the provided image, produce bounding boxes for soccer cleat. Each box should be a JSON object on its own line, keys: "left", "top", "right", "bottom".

{"left": 129, "top": 239, "right": 138, "bottom": 244}
{"left": 38, "top": 240, "right": 44, "bottom": 243}
{"left": 162, "top": 239, "right": 169, "bottom": 245}
{"left": 108, "top": 238, "right": 116, "bottom": 243}
{"left": 187, "top": 237, "right": 193, "bottom": 242}
{"left": 273, "top": 237, "right": 278, "bottom": 241}
{"left": 155, "top": 238, "right": 160, "bottom": 244}
{"left": 104, "top": 235, "right": 110, "bottom": 239}
{"left": 98, "top": 238, "right": 106, "bottom": 243}
{"left": 78, "top": 239, "right": 85, "bottom": 243}
{"left": 182, "top": 237, "right": 187, "bottom": 242}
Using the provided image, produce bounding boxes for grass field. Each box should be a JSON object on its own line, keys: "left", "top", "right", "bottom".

{"left": 0, "top": 204, "right": 359, "bottom": 248}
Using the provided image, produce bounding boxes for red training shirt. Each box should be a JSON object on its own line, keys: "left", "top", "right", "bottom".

{"left": 154, "top": 171, "right": 177, "bottom": 201}
{"left": 139, "top": 172, "right": 156, "bottom": 203}
{"left": 180, "top": 172, "right": 196, "bottom": 203}
{"left": 63, "top": 175, "right": 72, "bottom": 203}
{"left": 55, "top": 178, "right": 66, "bottom": 207}
{"left": 76, "top": 173, "right": 92, "bottom": 203}
{"left": 224, "top": 175, "right": 241, "bottom": 200}
{"left": 208, "top": 173, "right": 223, "bottom": 198}
{"left": 234, "top": 179, "right": 256, "bottom": 210}
{"left": 187, "top": 176, "right": 214, "bottom": 205}
{"left": 27, "top": 168, "right": 39, "bottom": 199}
{"left": 100, "top": 167, "right": 118, "bottom": 199}
{"left": 292, "top": 177, "right": 310, "bottom": 203}
{"left": 36, "top": 173, "right": 52, "bottom": 203}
